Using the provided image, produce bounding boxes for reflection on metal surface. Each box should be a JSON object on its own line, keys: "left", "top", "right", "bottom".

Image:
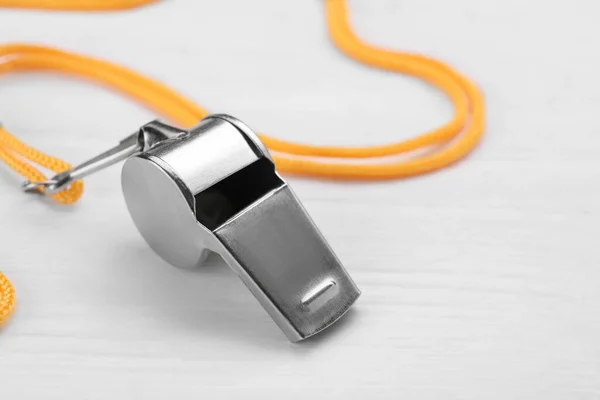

{"left": 302, "top": 280, "right": 337, "bottom": 310}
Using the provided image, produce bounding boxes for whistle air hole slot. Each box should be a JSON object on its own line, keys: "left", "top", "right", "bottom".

{"left": 194, "top": 158, "right": 284, "bottom": 230}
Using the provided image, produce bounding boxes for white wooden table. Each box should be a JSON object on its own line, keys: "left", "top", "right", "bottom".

{"left": 1, "top": 1, "right": 599, "bottom": 398}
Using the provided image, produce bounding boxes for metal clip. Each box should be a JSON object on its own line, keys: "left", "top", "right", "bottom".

{"left": 22, "top": 121, "right": 187, "bottom": 195}
{"left": 29, "top": 114, "right": 361, "bottom": 342}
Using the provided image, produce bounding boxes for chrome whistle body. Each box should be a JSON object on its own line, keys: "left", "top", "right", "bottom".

{"left": 27, "top": 115, "right": 361, "bottom": 342}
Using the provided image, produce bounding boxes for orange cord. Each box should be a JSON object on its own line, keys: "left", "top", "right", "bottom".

{"left": 0, "top": 272, "right": 16, "bottom": 327}
{"left": 0, "top": 0, "right": 486, "bottom": 327}
{"left": 0, "top": 0, "right": 158, "bottom": 11}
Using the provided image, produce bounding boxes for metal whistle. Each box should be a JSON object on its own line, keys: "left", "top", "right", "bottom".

{"left": 26, "top": 115, "right": 361, "bottom": 342}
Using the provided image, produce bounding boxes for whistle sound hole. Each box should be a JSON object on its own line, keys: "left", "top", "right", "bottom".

{"left": 194, "top": 158, "right": 284, "bottom": 230}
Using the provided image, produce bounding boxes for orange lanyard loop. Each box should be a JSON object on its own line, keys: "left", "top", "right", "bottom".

{"left": 0, "top": 0, "right": 486, "bottom": 326}
{"left": 0, "top": 0, "right": 485, "bottom": 205}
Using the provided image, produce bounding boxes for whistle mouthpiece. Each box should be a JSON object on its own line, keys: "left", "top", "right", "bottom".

{"left": 122, "top": 115, "right": 361, "bottom": 342}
